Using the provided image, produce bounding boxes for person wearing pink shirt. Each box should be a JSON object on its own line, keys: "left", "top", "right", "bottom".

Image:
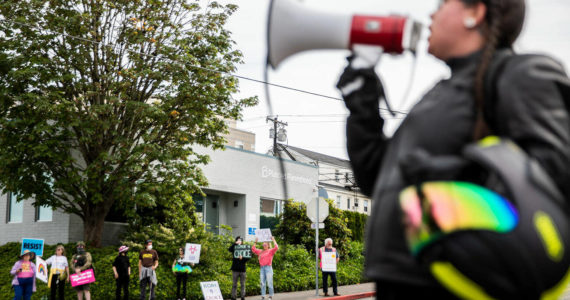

{"left": 252, "top": 236, "right": 278, "bottom": 300}
{"left": 10, "top": 250, "right": 36, "bottom": 300}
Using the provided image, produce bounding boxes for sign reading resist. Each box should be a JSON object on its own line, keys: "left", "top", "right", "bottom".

{"left": 21, "top": 238, "right": 44, "bottom": 257}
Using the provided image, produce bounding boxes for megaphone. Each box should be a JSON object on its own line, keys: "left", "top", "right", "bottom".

{"left": 267, "top": 0, "right": 423, "bottom": 69}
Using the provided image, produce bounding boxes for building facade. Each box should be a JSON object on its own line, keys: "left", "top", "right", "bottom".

{"left": 0, "top": 145, "right": 318, "bottom": 245}
{"left": 277, "top": 144, "right": 372, "bottom": 215}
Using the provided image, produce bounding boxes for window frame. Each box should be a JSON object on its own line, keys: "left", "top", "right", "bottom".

{"left": 6, "top": 192, "right": 24, "bottom": 223}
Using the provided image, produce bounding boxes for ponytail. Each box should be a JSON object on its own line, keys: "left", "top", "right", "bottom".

{"left": 472, "top": 1, "right": 502, "bottom": 140}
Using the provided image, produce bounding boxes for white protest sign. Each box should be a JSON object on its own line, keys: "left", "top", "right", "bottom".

{"left": 184, "top": 243, "right": 201, "bottom": 264}
{"left": 321, "top": 251, "right": 337, "bottom": 272}
{"left": 35, "top": 256, "right": 48, "bottom": 283}
{"left": 256, "top": 228, "right": 272, "bottom": 242}
{"left": 200, "top": 281, "right": 223, "bottom": 300}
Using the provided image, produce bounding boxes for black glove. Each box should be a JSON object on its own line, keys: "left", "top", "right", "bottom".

{"left": 336, "top": 56, "right": 383, "bottom": 93}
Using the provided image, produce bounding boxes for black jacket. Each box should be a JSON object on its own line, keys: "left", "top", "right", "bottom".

{"left": 342, "top": 50, "right": 570, "bottom": 286}
{"left": 228, "top": 244, "right": 250, "bottom": 272}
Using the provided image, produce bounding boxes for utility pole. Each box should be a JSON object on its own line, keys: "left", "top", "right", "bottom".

{"left": 266, "top": 116, "right": 288, "bottom": 156}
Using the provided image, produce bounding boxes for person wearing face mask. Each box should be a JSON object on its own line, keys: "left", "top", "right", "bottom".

{"left": 138, "top": 239, "right": 159, "bottom": 300}
{"left": 71, "top": 241, "right": 92, "bottom": 300}
{"left": 337, "top": 0, "right": 570, "bottom": 299}
{"left": 228, "top": 236, "right": 250, "bottom": 300}
{"left": 251, "top": 236, "right": 278, "bottom": 300}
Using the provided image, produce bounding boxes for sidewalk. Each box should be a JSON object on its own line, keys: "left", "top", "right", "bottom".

{"left": 243, "top": 283, "right": 375, "bottom": 300}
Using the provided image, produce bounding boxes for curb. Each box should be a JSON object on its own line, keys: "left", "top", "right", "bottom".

{"left": 311, "top": 292, "right": 376, "bottom": 300}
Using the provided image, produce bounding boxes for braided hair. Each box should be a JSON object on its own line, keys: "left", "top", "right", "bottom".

{"left": 462, "top": 0, "right": 526, "bottom": 139}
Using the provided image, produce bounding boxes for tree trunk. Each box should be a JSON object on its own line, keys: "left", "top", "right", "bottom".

{"left": 83, "top": 200, "right": 114, "bottom": 247}
{"left": 83, "top": 213, "right": 106, "bottom": 247}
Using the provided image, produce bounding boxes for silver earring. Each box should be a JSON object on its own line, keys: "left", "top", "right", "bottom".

{"left": 464, "top": 17, "right": 477, "bottom": 29}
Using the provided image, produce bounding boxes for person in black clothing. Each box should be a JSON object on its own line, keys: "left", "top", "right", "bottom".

{"left": 112, "top": 245, "right": 131, "bottom": 300}
{"left": 172, "top": 247, "right": 194, "bottom": 300}
{"left": 336, "top": 0, "right": 570, "bottom": 299}
{"left": 228, "top": 236, "right": 250, "bottom": 300}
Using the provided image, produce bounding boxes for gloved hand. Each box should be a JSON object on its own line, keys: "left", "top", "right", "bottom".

{"left": 335, "top": 45, "right": 397, "bottom": 117}
{"left": 399, "top": 149, "right": 472, "bottom": 184}
{"left": 336, "top": 45, "right": 384, "bottom": 99}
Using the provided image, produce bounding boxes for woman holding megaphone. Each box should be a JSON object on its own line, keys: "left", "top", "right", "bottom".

{"left": 337, "top": 0, "right": 570, "bottom": 299}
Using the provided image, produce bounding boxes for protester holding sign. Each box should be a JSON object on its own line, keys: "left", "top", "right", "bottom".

{"left": 71, "top": 241, "right": 92, "bottom": 300}
{"left": 139, "top": 239, "right": 159, "bottom": 300}
{"left": 112, "top": 245, "right": 131, "bottom": 300}
{"left": 172, "top": 246, "right": 194, "bottom": 300}
{"left": 252, "top": 236, "right": 279, "bottom": 300}
{"left": 10, "top": 250, "right": 36, "bottom": 300}
{"left": 319, "top": 238, "right": 340, "bottom": 297}
{"left": 46, "top": 244, "right": 69, "bottom": 300}
{"left": 228, "top": 236, "right": 250, "bottom": 300}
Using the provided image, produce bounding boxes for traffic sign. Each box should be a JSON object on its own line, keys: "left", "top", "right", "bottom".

{"left": 306, "top": 197, "right": 329, "bottom": 223}
{"left": 311, "top": 222, "right": 325, "bottom": 229}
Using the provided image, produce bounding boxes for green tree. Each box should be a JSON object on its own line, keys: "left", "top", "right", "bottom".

{"left": 0, "top": 0, "right": 256, "bottom": 246}
{"left": 274, "top": 199, "right": 351, "bottom": 256}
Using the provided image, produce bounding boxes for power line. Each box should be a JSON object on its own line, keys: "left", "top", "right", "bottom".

{"left": 0, "top": 17, "right": 409, "bottom": 116}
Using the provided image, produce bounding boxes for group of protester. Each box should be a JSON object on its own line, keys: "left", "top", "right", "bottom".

{"left": 8, "top": 240, "right": 158, "bottom": 300}
{"left": 10, "top": 236, "right": 339, "bottom": 300}
{"left": 10, "top": 241, "right": 93, "bottom": 300}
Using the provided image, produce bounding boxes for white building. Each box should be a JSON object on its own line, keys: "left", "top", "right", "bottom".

{"left": 0, "top": 145, "right": 318, "bottom": 245}
{"left": 276, "top": 144, "right": 372, "bottom": 215}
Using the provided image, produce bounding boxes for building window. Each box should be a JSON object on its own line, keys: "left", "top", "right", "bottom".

{"left": 235, "top": 140, "right": 244, "bottom": 149}
{"left": 36, "top": 205, "right": 53, "bottom": 222}
{"left": 7, "top": 192, "right": 23, "bottom": 223}
{"left": 354, "top": 198, "right": 359, "bottom": 208}
{"left": 336, "top": 196, "right": 341, "bottom": 208}
{"left": 194, "top": 194, "right": 205, "bottom": 222}
{"left": 261, "top": 199, "right": 276, "bottom": 215}
{"left": 347, "top": 198, "right": 351, "bottom": 210}
{"left": 364, "top": 200, "right": 368, "bottom": 212}
{"left": 335, "top": 169, "right": 340, "bottom": 182}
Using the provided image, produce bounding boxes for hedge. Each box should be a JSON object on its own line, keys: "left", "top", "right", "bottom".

{"left": 1, "top": 240, "right": 366, "bottom": 299}
{"left": 342, "top": 211, "right": 368, "bottom": 242}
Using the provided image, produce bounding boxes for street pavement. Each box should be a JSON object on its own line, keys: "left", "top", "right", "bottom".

{"left": 241, "top": 282, "right": 570, "bottom": 300}
{"left": 243, "top": 283, "right": 375, "bottom": 300}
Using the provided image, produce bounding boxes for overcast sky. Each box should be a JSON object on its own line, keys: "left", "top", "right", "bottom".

{"left": 219, "top": 0, "right": 570, "bottom": 159}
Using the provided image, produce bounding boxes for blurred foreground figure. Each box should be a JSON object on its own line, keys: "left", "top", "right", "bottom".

{"left": 337, "top": 0, "right": 570, "bottom": 299}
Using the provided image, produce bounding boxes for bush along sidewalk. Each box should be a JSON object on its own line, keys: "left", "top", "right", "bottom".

{"left": 1, "top": 239, "right": 366, "bottom": 299}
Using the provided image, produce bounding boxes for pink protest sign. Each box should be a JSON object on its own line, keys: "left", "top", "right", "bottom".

{"left": 70, "top": 269, "right": 96, "bottom": 287}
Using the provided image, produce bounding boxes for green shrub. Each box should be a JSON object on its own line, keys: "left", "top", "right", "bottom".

{"left": 274, "top": 200, "right": 352, "bottom": 256}
{"left": 342, "top": 211, "right": 368, "bottom": 242}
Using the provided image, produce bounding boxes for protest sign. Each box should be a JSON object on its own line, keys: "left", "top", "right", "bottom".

{"left": 200, "top": 281, "right": 223, "bottom": 300}
{"left": 35, "top": 256, "right": 48, "bottom": 283}
{"left": 233, "top": 245, "right": 252, "bottom": 259}
{"left": 321, "top": 251, "right": 337, "bottom": 272}
{"left": 21, "top": 238, "right": 44, "bottom": 257}
{"left": 184, "top": 243, "right": 201, "bottom": 264}
{"left": 256, "top": 228, "right": 272, "bottom": 242}
{"left": 70, "top": 269, "right": 96, "bottom": 287}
